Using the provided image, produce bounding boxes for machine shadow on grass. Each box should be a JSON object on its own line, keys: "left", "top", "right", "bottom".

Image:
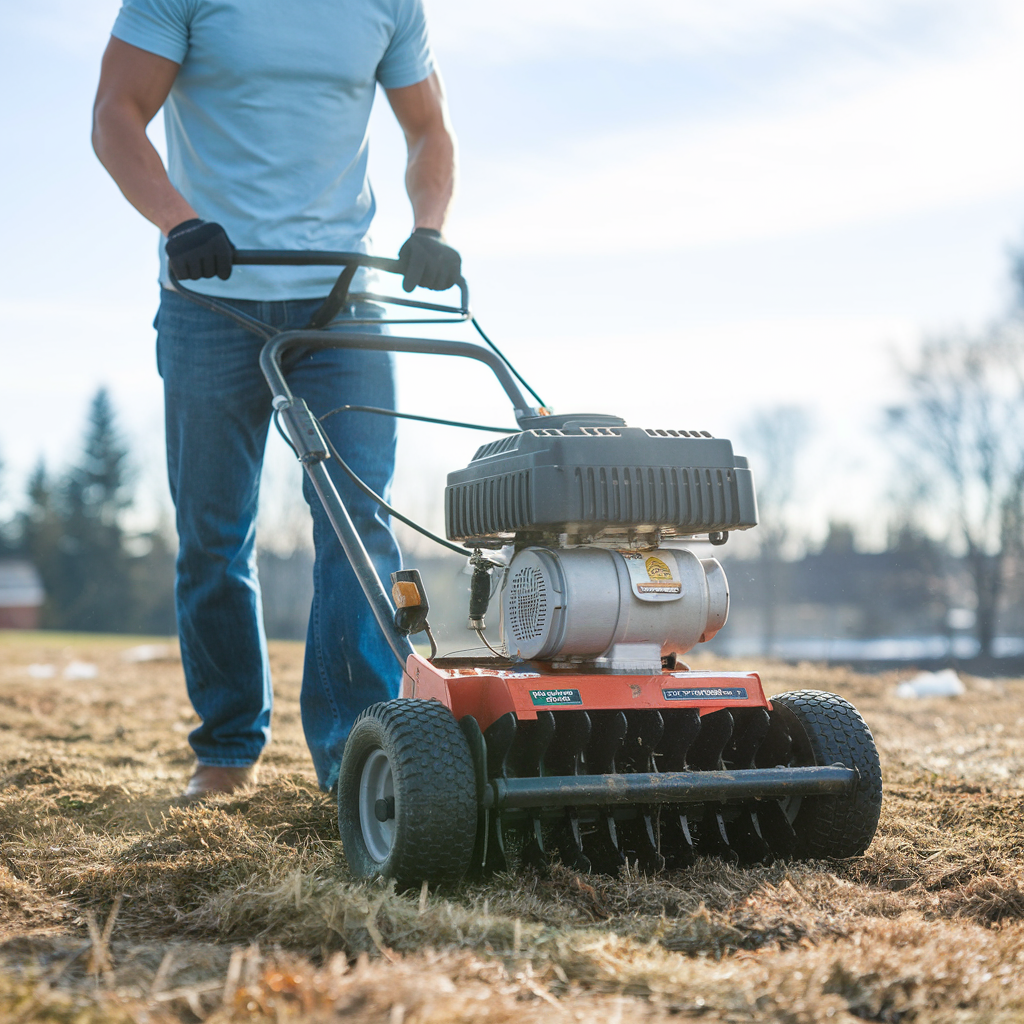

{"left": 0, "top": 634, "right": 1023, "bottom": 1022}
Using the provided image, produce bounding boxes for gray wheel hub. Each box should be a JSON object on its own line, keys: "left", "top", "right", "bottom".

{"left": 358, "top": 747, "right": 395, "bottom": 863}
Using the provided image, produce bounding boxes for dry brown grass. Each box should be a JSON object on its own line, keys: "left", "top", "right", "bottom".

{"left": 1, "top": 631, "right": 1023, "bottom": 1022}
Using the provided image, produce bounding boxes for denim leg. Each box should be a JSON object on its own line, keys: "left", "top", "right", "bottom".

{"left": 158, "top": 290, "right": 402, "bottom": 783}
{"left": 284, "top": 314, "right": 402, "bottom": 790}
{"left": 157, "top": 289, "right": 276, "bottom": 766}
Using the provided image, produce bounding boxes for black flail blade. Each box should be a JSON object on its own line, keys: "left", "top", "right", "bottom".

{"left": 689, "top": 806, "right": 739, "bottom": 864}
{"left": 583, "top": 812, "right": 627, "bottom": 875}
{"left": 751, "top": 798, "right": 797, "bottom": 860}
{"left": 483, "top": 809, "right": 509, "bottom": 874}
{"left": 484, "top": 712, "right": 517, "bottom": 780}
{"left": 728, "top": 806, "right": 774, "bottom": 865}
{"left": 546, "top": 711, "right": 592, "bottom": 776}
{"left": 585, "top": 710, "right": 628, "bottom": 774}
{"left": 687, "top": 710, "right": 735, "bottom": 770}
{"left": 660, "top": 809, "right": 696, "bottom": 870}
{"left": 724, "top": 708, "right": 771, "bottom": 770}
{"left": 617, "top": 811, "right": 666, "bottom": 873}
{"left": 523, "top": 815, "right": 549, "bottom": 872}
{"left": 658, "top": 709, "right": 702, "bottom": 772}
{"left": 755, "top": 709, "right": 794, "bottom": 768}
{"left": 620, "top": 710, "right": 665, "bottom": 772}
{"left": 553, "top": 812, "right": 592, "bottom": 873}
{"left": 547, "top": 712, "right": 594, "bottom": 872}
{"left": 508, "top": 710, "right": 556, "bottom": 778}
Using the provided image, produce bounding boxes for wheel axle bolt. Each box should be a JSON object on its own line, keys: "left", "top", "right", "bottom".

{"left": 374, "top": 796, "right": 396, "bottom": 822}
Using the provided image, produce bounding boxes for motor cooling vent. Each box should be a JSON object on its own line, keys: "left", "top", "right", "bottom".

{"left": 506, "top": 564, "right": 549, "bottom": 643}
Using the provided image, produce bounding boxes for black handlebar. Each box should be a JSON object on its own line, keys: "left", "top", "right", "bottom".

{"left": 167, "top": 249, "right": 539, "bottom": 421}
{"left": 230, "top": 249, "right": 469, "bottom": 322}
{"left": 232, "top": 249, "right": 402, "bottom": 272}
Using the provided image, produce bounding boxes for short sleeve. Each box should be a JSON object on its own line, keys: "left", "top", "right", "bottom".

{"left": 110, "top": 0, "right": 194, "bottom": 65}
{"left": 376, "top": 0, "right": 435, "bottom": 89}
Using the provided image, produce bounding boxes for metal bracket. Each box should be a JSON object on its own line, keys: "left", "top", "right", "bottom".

{"left": 276, "top": 398, "right": 329, "bottom": 464}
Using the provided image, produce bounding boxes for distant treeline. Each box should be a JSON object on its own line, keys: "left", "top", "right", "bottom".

{"left": 0, "top": 389, "right": 176, "bottom": 635}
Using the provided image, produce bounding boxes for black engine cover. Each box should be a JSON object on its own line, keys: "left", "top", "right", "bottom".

{"left": 444, "top": 423, "right": 758, "bottom": 543}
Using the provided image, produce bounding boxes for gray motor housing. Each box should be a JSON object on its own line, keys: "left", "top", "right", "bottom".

{"left": 445, "top": 423, "right": 758, "bottom": 544}
{"left": 500, "top": 546, "right": 729, "bottom": 671}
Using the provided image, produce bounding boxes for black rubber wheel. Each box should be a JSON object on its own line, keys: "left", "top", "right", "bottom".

{"left": 337, "top": 698, "right": 478, "bottom": 887}
{"left": 769, "top": 690, "right": 882, "bottom": 858}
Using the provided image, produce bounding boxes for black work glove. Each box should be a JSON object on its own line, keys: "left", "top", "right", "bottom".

{"left": 397, "top": 228, "right": 461, "bottom": 292}
{"left": 165, "top": 218, "right": 235, "bottom": 281}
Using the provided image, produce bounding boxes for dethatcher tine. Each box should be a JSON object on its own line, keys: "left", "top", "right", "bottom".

{"left": 175, "top": 252, "right": 883, "bottom": 886}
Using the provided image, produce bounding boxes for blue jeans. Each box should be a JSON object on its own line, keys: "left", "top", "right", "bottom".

{"left": 156, "top": 288, "right": 402, "bottom": 790}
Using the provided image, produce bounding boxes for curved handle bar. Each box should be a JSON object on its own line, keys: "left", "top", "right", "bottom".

{"left": 169, "top": 250, "right": 541, "bottom": 423}
{"left": 260, "top": 329, "right": 534, "bottom": 421}
{"left": 231, "top": 249, "right": 469, "bottom": 315}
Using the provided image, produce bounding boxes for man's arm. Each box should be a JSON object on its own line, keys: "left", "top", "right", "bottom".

{"left": 92, "top": 36, "right": 196, "bottom": 235}
{"left": 386, "top": 72, "right": 457, "bottom": 233}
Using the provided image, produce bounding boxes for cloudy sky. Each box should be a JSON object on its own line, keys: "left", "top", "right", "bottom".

{"left": 2, "top": 0, "right": 1023, "bottom": 547}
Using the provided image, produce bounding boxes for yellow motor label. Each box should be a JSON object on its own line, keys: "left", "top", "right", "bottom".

{"left": 619, "top": 550, "right": 683, "bottom": 601}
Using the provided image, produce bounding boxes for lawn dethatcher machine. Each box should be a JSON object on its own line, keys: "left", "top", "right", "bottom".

{"left": 175, "top": 252, "right": 883, "bottom": 887}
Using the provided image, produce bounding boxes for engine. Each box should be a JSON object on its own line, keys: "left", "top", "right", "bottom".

{"left": 444, "top": 414, "right": 757, "bottom": 673}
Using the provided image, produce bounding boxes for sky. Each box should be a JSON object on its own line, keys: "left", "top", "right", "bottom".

{"left": 1, "top": 0, "right": 1023, "bottom": 551}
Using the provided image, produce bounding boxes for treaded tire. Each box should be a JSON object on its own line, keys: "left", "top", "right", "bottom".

{"left": 770, "top": 690, "right": 882, "bottom": 858}
{"left": 338, "top": 698, "right": 478, "bottom": 887}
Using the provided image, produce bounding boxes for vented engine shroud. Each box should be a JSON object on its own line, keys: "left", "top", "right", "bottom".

{"left": 445, "top": 424, "right": 757, "bottom": 544}
{"left": 500, "top": 546, "right": 729, "bottom": 669}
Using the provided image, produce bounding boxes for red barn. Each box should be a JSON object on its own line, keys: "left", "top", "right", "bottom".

{"left": 0, "top": 560, "right": 44, "bottom": 630}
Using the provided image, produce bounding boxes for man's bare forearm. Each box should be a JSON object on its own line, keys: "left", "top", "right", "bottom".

{"left": 92, "top": 37, "right": 196, "bottom": 236}
{"left": 387, "top": 72, "right": 458, "bottom": 235}
{"left": 93, "top": 106, "right": 196, "bottom": 235}
{"left": 406, "top": 128, "right": 456, "bottom": 233}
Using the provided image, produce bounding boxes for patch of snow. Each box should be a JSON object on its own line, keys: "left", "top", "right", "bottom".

{"left": 895, "top": 668, "right": 965, "bottom": 699}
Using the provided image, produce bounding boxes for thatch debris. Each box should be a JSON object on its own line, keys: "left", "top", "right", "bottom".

{"left": 1, "top": 634, "right": 1023, "bottom": 1021}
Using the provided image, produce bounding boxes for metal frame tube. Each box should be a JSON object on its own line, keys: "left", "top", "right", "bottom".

{"left": 483, "top": 765, "right": 858, "bottom": 810}
{"left": 259, "top": 329, "right": 535, "bottom": 421}
{"left": 303, "top": 459, "right": 414, "bottom": 667}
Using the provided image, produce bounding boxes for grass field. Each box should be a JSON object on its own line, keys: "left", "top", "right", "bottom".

{"left": 1, "top": 631, "right": 1022, "bottom": 1022}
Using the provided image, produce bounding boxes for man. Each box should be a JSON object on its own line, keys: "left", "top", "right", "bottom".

{"left": 92, "top": 0, "right": 461, "bottom": 798}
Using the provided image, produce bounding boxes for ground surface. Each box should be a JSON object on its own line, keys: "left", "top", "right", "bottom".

{"left": 0, "top": 632, "right": 1022, "bottom": 1023}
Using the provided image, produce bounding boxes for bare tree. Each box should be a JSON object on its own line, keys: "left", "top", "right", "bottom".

{"left": 886, "top": 325, "right": 1024, "bottom": 657}
{"left": 741, "top": 405, "right": 812, "bottom": 654}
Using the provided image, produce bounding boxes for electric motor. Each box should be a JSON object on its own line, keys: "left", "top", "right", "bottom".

{"left": 499, "top": 546, "right": 729, "bottom": 672}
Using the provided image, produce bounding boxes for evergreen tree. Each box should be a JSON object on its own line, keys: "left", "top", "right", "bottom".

{"left": 19, "top": 389, "right": 175, "bottom": 634}
{"left": 56, "top": 389, "right": 134, "bottom": 630}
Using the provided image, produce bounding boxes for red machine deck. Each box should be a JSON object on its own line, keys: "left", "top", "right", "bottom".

{"left": 402, "top": 653, "right": 768, "bottom": 732}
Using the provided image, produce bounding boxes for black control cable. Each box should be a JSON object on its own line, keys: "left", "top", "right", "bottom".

{"left": 470, "top": 316, "right": 546, "bottom": 410}
{"left": 273, "top": 410, "right": 470, "bottom": 557}
{"left": 318, "top": 404, "right": 516, "bottom": 434}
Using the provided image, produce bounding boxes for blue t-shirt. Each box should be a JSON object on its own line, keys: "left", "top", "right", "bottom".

{"left": 111, "top": 0, "right": 434, "bottom": 299}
